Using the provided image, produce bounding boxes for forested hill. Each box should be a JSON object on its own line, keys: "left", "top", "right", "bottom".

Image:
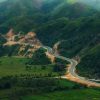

{"left": 0, "top": 0, "right": 99, "bottom": 34}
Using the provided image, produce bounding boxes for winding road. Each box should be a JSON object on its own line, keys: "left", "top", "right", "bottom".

{"left": 3, "top": 37, "right": 100, "bottom": 87}
{"left": 43, "top": 46, "right": 100, "bottom": 87}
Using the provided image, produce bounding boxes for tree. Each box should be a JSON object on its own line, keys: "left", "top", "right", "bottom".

{"left": 28, "top": 48, "right": 51, "bottom": 65}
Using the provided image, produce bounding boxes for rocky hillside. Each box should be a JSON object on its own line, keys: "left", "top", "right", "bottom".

{"left": 0, "top": 30, "right": 42, "bottom": 57}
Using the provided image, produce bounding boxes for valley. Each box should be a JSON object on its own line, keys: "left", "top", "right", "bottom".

{"left": 0, "top": 0, "right": 100, "bottom": 100}
{"left": 0, "top": 31, "right": 100, "bottom": 99}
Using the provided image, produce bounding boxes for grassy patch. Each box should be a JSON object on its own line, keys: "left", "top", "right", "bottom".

{"left": 0, "top": 57, "right": 58, "bottom": 77}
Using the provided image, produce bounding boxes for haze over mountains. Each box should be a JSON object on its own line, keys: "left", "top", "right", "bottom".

{"left": 0, "top": 0, "right": 100, "bottom": 79}
{"left": 0, "top": 0, "right": 5, "bottom": 2}
{"left": 67, "top": 0, "right": 100, "bottom": 10}
{"left": 77, "top": 0, "right": 100, "bottom": 9}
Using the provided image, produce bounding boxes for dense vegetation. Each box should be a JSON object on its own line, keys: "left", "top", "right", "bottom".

{"left": 28, "top": 48, "right": 51, "bottom": 65}
{"left": 0, "top": 76, "right": 87, "bottom": 100}
{"left": 78, "top": 44, "right": 100, "bottom": 79}
{"left": 0, "top": 0, "right": 99, "bottom": 34}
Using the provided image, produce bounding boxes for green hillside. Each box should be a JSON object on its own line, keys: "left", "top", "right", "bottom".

{"left": 0, "top": 0, "right": 99, "bottom": 80}
{"left": 0, "top": 0, "right": 98, "bottom": 33}
{"left": 78, "top": 44, "right": 100, "bottom": 79}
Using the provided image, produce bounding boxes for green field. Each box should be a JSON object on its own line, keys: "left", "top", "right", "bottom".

{"left": 21, "top": 89, "right": 100, "bottom": 100}
{"left": 0, "top": 57, "right": 58, "bottom": 77}
{"left": 0, "top": 57, "right": 100, "bottom": 100}
{"left": 0, "top": 78, "right": 100, "bottom": 100}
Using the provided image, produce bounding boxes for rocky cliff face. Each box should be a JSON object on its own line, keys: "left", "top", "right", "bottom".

{"left": 2, "top": 31, "right": 42, "bottom": 57}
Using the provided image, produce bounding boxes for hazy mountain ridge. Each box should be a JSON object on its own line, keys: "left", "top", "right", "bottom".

{"left": 0, "top": 0, "right": 99, "bottom": 33}
{"left": 77, "top": 0, "right": 100, "bottom": 10}
{"left": 66, "top": 0, "right": 100, "bottom": 10}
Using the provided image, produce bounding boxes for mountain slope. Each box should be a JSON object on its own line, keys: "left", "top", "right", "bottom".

{"left": 0, "top": 0, "right": 99, "bottom": 33}
{"left": 78, "top": 44, "right": 100, "bottom": 79}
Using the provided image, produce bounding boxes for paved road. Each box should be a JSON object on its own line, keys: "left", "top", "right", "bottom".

{"left": 43, "top": 46, "right": 100, "bottom": 87}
